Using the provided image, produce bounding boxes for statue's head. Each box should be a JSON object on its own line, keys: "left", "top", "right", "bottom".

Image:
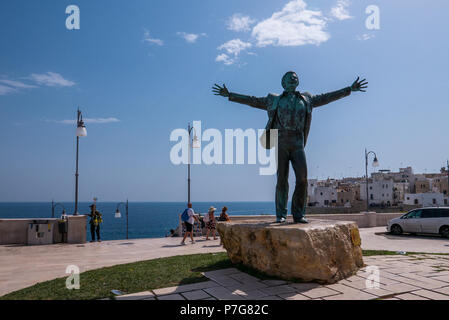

{"left": 281, "top": 71, "right": 299, "bottom": 92}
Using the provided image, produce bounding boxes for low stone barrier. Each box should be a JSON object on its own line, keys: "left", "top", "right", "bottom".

{"left": 0, "top": 215, "right": 87, "bottom": 245}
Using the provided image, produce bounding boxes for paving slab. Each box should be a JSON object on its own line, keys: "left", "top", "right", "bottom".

{"left": 260, "top": 280, "right": 288, "bottom": 287}
{"left": 430, "top": 275, "right": 449, "bottom": 283}
{"left": 300, "top": 287, "right": 340, "bottom": 299}
{"left": 152, "top": 281, "right": 219, "bottom": 296}
{"left": 289, "top": 282, "right": 321, "bottom": 292}
{"left": 202, "top": 268, "right": 240, "bottom": 277}
{"left": 324, "top": 283, "right": 377, "bottom": 300}
{"left": 383, "top": 282, "right": 421, "bottom": 294}
{"left": 229, "top": 289, "right": 270, "bottom": 300}
{"left": 225, "top": 282, "right": 268, "bottom": 291}
{"left": 157, "top": 293, "right": 186, "bottom": 300}
{"left": 256, "top": 295, "right": 283, "bottom": 300}
{"left": 278, "top": 292, "right": 311, "bottom": 300}
{"left": 433, "top": 286, "right": 449, "bottom": 295}
{"left": 205, "top": 275, "right": 242, "bottom": 287}
{"left": 363, "top": 287, "right": 394, "bottom": 297}
{"left": 411, "top": 289, "right": 449, "bottom": 300}
{"left": 115, "top": 291, "right": 154, "bottom": 300}
{"left": 396, "top": 293, "right": 429, "bottom": 300}
{"left": 260, "top": 285, "right": 297, "bottom": 296}
{"left": 181, "top": 290, "right": 212, "bottom": 300}
{"left": 229, "top": 272, "right": 261, "bottom": 283}
{"left": 204, "top": 286, "right": 246, "bottom": 300}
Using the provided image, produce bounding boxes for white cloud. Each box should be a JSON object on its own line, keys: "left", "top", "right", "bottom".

{"left": 29, "top": 72, "right": 75, "bottom": 87}
{"left": 0, "top": 74, "right": 71, "bottom": 95}
{"left": 218, "top": 39, "right": 252, "bottom": 56}
{"left": 227, "top": 14, "right": 256, "bottom": 32}
{"left": 0, "top": 79, "right": 37, "bottom": 89}
{"left": 143, "top": 29, "right": 164, "bottom": 46}
{"left": 357, "top": 33, "right": 375, "bottom": 41}
{"left": 0, "top": 84, "right": 17, "bottom": 95}
{"left": 330, "top": 0, "right": 352, "bottom": 21}
{"left": 216, "top": 39, "right": 252, "bottom": 65}
{"left": 251, "top": 0, "right": 330, "bottom": 47}
{"left": 215, "top": 53, "right": 235, "bottom": 66}
{"left": 0, "top": 79, "right": 37, "bottom": 95}
{"left": 54, "top": 117, "right": 120, "bottom": 125}
{"left": 177, "top": 32, "right": 206, "bottom": 43}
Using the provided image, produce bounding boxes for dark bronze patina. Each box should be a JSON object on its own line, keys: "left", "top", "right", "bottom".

{"left": 213, "top": 72, "right": 367, "bottom": 223}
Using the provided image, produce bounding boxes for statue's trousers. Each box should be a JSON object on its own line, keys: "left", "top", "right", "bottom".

{"left": 275, "top": 130, "right": 307, "bottom": 221}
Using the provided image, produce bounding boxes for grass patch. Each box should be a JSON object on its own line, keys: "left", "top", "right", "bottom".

{"left": 1, "top": 252, "right": 231, "bottom": 300}
{"left": 362, "top": 250, "right": 400, "bottom": 256}
{"left": 3, "top": 250, "right": 449, "bottom": 300}
{"left": 362, "top": 250, "right": 449, "bottom": 257}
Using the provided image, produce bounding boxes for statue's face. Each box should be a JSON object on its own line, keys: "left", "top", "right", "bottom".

{"left": 282, "top": 72, "right": 299, "bottom": 91}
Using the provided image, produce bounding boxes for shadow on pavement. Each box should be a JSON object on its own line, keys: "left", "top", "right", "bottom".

{"left": 375, "top": 232, "right": 447, "bottom": 241}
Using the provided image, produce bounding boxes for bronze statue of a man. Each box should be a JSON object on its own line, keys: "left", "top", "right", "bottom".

{"left": 213, "top": 72, "right": 367, "bottom": 224}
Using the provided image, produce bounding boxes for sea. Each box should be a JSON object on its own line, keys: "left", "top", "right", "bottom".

{"left": 0, "top": 202, "right": 277, "bottom": 241}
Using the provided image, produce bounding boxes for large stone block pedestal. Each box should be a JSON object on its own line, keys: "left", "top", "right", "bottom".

{"left": 217, "top": 219, "right": 364, "bottom": 284}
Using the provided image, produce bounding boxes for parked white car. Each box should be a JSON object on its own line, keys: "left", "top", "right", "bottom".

{"left": 387, "top": 207, "right": 449, "bottom": 237}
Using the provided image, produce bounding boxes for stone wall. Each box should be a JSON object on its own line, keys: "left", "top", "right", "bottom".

{"left": 177, "top": 212, "right": 404, "bottom": 237}
{"left": 0, "top": 215, "right": 87, "bottom": 245}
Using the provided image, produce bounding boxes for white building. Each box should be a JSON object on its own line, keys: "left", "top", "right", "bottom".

{"left": 393, "top": 182, "right": 410, "bottom": 204}
{"left": 307, "top": 179, "right": 317, "bottom": 203}
{"left": 312, "top": 185, "right": 338, "bottom": 207}
{"left": 360, "top": 179, "right": 394, "bottom": 206}
{"left": 404, "top": 193, "right": 448, "bottom": 207}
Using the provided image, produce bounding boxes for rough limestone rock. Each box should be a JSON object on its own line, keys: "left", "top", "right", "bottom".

{"left": 217, "top": 219, "right": 364, "bottom": 284}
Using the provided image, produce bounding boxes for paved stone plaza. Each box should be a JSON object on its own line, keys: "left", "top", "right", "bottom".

{"left": 1, "top": 226, "right": 449, "bottom": 298}
{"left": 115, "top": 255, "right": 449, "bottom": 300}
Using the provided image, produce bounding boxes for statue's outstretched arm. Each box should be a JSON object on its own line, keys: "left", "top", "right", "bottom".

{"left": 212, "top": 84, "right": 268, "bottom": 111}
{"left": 312, "top": 77, "right": 368, "bottom": 108}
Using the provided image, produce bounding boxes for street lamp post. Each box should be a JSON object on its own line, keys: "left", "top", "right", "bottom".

{"left": 51, "top": 200, "right": 66, "bottom": 218}
{"left": 74, "top": 109, "right": 87, "bottom": 215}
{"left": 447, "top": 160, "right": 449, "bottom": 197}
{"left": 114, "top": 199, "right": 129, "bottom": 239}
{"left": 187, "top": 123, "right": 200, "bottom": 204}
{"left": 365, "top": 148, "right": 379, "bottom": 212}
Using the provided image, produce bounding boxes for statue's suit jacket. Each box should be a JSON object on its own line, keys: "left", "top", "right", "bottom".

{"left": 228, "top": 87, "right": 351, "bottom": 147}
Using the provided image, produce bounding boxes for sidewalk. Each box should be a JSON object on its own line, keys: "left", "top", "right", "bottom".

{"left": 1, "top": 226, "right": 449, "bottom": 297}
{"left": 359, "top": 227, "right": 449, "bottom": 253}
{"left": 0, "top": 237, "right": 224, "bottom": 297}
{"left": 114, "top": 255, "right": 449, "bottom": 300}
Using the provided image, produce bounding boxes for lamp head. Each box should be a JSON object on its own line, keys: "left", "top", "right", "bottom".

{"left": 372, "top": 157, "right": 379, "bottom": 167}
{"left": 76, "top": 110, "right": 87, "bottom": 137}
{"left": 192, "top": 134, "right": 200, "bottom": 148}
{"left": 76, "top": 118, "right": 87, "bottom": 137}
{"left": 115, "top": 209, "right": 122, "bottom": 218}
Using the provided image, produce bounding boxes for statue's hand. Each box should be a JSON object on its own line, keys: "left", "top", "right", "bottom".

{"left": 212, "top": 83, "right": 230, "bottom": 97}
{"left": 350, "top": 77, "right": 368, "bottom": 92}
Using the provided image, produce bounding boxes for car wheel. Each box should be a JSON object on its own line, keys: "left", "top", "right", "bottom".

{"left": 440, "top": 226, "right": 449, "bottom": 238}
{"left": 391, "top": 224, "right": 403, "bottom": 235}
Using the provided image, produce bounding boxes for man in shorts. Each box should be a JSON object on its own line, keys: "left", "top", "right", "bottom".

{"left": 181, "top": 203, "right": 198, "bottom": 245}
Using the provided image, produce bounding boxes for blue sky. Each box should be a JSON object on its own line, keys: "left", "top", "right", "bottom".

{"left": 1, "top": 0, "right": 448, "bottom": 202}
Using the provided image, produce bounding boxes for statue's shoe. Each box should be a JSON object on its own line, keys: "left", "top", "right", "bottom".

{"left": 294, "top": 217, "right": 309, "bottom": 224}
{"left": 275, "top": 217, "right": 286, "bottom": 223}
